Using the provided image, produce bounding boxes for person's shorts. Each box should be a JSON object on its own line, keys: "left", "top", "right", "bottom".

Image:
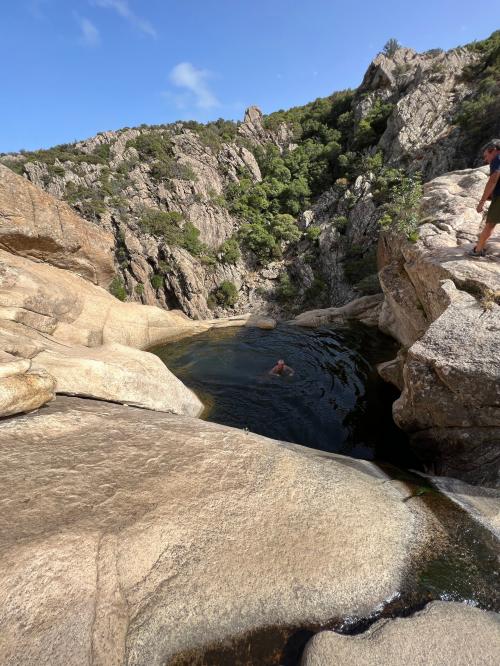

{"left": 486, "top": 196, "right": 500, "bottom": 225}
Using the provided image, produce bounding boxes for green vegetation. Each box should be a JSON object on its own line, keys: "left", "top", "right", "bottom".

{"left": 208, "top": 280, "right": 239, "bottom": 309}
{"left": 354, "top": 100, "right": 394, "bottom": 149}
{"left": 138, "top": 208, "right": 206, "bottom": 256}
{"left": 218, "top": 236, "right": 241, "bottom": 264}
{"left": 181, "top": 118, "right": 238, "bottom": 152}
{"left": 0, "top": 142, "right": 113, "bottom": 177}
{"left": 134, "top": 283, "right": 144, "bottom": 295}
{"left": 109, "top": 276, "right": 127, "bottom": 301}
{"left": 126, "top": 131, "right": 172, "bottom": 159}
{"left": 383, "top": 38, "right": 401, "bottom": 57}
{"left": 305, "top": 225, "right": 321, "bottom": 242}
{"left": 225, "top": 87, "right": 398, "bottom": 264}
{"left": 181, "top": 222, "right": 205, "bottom": 255}
{"left": 138, "top": 209, "right": 183, "bottom": 240}
{"left": 0, "top": 158, "right": 26, "bottom": 175}
{"left": 275, "top": 272, "right": 298, "bottom": 302}
{"left": 457, "top": 31, "right": 500, "bottom": 150}
{"left": 63, "top": 182, "right": 107, "bottom": 221}
{"left": 125, "top": 130, "right": 197, "bottom": 183}
{"left": 379, "top": 173, "right": 423, "bottom": 241}
{"left": 150, "top": 274, "right": 164, "bottom": 290}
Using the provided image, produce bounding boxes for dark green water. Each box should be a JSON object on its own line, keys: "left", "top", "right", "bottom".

{"left": 155, "top": 322, "right": 420, "bottom": 469}
{"left": 155, "top": 323, "right": 499, "bottom": 666}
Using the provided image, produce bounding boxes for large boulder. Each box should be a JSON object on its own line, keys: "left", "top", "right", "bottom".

{"left": 291, "top": 294, "right": 384, "bottom": 328}
{"left": 378, "top": 167, "right": 500, "bottom": 485}
{"left": 0, "top": 164, "right": 115, "bottom": 286}
{"left": 301, "top": 601, "right": 500, "bottom": 666}
{"left": 0, "top": 235, "right": 272, "bottom": 416}
{"left": 0, "top": 359, "right": 55, "bottom": 418}
{"left": 0, "top": 397, "right": 433, "bottom": 665}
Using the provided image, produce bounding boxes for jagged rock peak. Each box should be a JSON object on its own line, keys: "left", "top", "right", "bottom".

{"left": 243, "top": 106, "right": 264, "bottom": 125}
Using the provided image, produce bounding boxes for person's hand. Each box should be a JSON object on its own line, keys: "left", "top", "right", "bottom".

{"left": 477, "top": 201, "right": 484, "bottom": 213}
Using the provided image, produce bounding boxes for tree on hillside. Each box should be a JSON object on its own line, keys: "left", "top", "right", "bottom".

{"left": 383, "top": 38, "right": 401, "bottom": 57}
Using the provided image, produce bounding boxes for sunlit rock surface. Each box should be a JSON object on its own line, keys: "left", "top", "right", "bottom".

{"left": 378, "top": 168, "right": 500, "bottom": 486}
{"left": 0, "top": 397, "right": 433, "bottom": 665}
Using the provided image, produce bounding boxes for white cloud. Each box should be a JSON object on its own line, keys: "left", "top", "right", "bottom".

{"left": 92, "top": 0, "right": 156, "bottom": 37}
{"left": 79, "top": 17, "right": 100, "bottom": 46}
{"left": 168, "top": 62, "right": 219, "bottom": 110}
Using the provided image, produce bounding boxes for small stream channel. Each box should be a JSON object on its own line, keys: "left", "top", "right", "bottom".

{"left": 154, "top": 323, "right": 499, "bottom": 665}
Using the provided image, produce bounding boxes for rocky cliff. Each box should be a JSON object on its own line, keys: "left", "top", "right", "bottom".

{"left": 378, "top": 167, "right": 500, "bottom": 486}
{"left": 2, "top": 33, "right": 497, "bottom": 320}
{"left": 0, "top": 167, "right": 275, "bottom": 418}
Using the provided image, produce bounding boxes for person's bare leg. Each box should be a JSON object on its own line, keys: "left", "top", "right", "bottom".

{"left": 475, "top": 222, "right": 495, "bottom": 252}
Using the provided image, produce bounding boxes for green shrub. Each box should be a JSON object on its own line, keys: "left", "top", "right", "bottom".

{"left": 139, "top": 209, "right": 184, "bottom": 243}
{"left": 354, "top": 100, "right": 394, "bottom": 149}
{"left": 275, "top": 273, "right": 298, "bottom": 302}
{"left": 0, "top": 158, "right": 26, "bottom": 175}
{"left": 306, "top": 225, "right": 321, "bottom": 242}
{"left": 379, "top": 174, "right": 422, "bottom": 240}
{"left": 158, "top": 259, "right": 174, "bottom": 273}
{"left": 135, "top": 283, "right": 144, "bottom": 295}
{"left": 93, "top": 143, "right": 111, "bottom": 161}
{"left": 150, "top": 274, "right": 164, "bottom": 290}
{"left": 139, "top": 209, "right": 206, "bottom": 255}
{"left": 219, "top": 237, "right": 241, "bottom": 264}
{"left": 456, "top": 31, "right": 500, "bottom": 150}
{"left": 271, "top": 214, "right": 301, "bottom": 243}
{"left": 209, "top": 280, "right": 239, "bottom": 308}
{"left": 332, "top": 215, "right": 348, "bottom": 233}
{"left": 238, "top": 222, "right": 278, "bottom": 264}
{"left": 383, "top": 38, "right": 401, "bottom": 57}
{"left": 126, "top": 132, "right": 172, "bottom": 160}
{"left": 109, "top": 276, "right": 127, "bottom": 301}
{"left": 208, "top": 190, "right": 228, "bottom": 208}
{"left": 181, "top": 222, "right": 205, "bottom": 256}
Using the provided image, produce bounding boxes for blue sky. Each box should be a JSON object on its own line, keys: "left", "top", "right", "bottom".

{"left": 0, "top": 1, "right": 495, "bottom": 152}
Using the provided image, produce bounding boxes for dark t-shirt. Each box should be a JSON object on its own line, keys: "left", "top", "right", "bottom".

{"left": 490, "top": 154, "right": 500, "bottom": 199}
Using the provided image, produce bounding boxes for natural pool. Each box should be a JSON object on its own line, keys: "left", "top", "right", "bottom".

{"left": 154, "top": 322, "right": 499, "bottom": 666}
{"left": 155, "top": 322, "right": 419, "bottom": 470}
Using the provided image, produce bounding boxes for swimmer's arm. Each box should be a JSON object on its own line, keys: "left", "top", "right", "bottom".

{"left": 269, "top": 366, "right": 278, "bottom": 375}
{"left": 285, "top": 366, "right": 295, "bottom": 376}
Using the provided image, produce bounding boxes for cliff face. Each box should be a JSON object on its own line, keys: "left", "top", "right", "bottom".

{"left": 1, "top": 36, "right": 493, "bottom": 319}
{"left": 378, "top": 167, "right": 500, "bottom": 486}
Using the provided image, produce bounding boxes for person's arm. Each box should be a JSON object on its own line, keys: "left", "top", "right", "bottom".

{"left": 477, "top": 170, "right": 500, "bottom": 212}
{"left": 269, "top": 366, "right": 278, "bottom": 375}
{"left": 285, "top": 365, "right": 295, "bottom": 376}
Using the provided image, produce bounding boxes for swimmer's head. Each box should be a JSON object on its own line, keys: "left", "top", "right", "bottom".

{"left": 277, "top": 359, "right": 285, "bottom": 366}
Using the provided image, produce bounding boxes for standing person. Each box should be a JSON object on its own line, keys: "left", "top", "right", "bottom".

{"left": 470, "top": 139, "right": 500, "bottom": 257}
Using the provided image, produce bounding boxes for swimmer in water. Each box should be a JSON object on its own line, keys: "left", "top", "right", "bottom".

{"left": 269, "top": 359, "right": 295, "bottom": 377}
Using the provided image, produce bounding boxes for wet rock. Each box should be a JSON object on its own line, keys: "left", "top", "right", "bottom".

{"left": 301, "top": 601, "right": 500, "bottom": 666}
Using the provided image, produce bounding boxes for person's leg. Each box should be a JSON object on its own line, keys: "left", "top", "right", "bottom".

{"left": 476, "top": 198, "right": 500, "bottom": 252}
{"left": 475, "top": 222, "right": 495, "bottom": 252}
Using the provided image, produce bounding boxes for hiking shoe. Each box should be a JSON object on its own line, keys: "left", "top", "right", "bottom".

{"left": 469, "top": 246, "right": 486, "bottom": 257}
